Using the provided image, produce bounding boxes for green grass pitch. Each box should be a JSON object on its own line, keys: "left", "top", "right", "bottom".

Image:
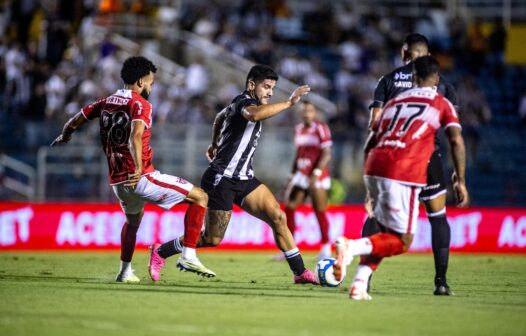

{"left": 0, "top": 251, "right": 525, "bottom": 336}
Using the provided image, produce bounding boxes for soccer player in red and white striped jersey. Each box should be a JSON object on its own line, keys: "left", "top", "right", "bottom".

{"left": 284, "top": 101, "right": 333, "bottom": 260}
{"left": 51, "top": 56, "right": 215, "bottom": 282}
{"left": 333, "top": 56, "right": 469, "bottom": 300}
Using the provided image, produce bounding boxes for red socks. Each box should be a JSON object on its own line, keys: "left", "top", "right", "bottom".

{"left": 369, "top": 233, "right": 405, "bottom": 257}
{"left": 285, "top": 207, "right": 296, "bottom": 233}
{"left": 120, "top": 223, "right": 139, "bottom": 262}
{"left": 183, "top": 204, "right": 206, "bottom": 248}
{"left": 360, "top": 255, "right": 383, "bottom": 271}
{"left": 315, "top": 210, "right": 330, "bottom": 244}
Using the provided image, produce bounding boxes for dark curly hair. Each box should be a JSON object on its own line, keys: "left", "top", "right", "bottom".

{"left": 120, "top": 56, "right": 157, "bottom": 85}
{"left": 245, "top": 64, "right": 278, "bottom": 88}
{"left": 413, "top": 55, "right": 440, "bottom": 80}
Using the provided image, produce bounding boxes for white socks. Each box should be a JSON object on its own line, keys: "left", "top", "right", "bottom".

{"left": 182, "top": 247, "right": 197, "bottom": 260}
{"left": 120, "top": 261, "right": 132, "bottom": 274}
{"left": 174, "top": 237, "right": 183, "bottom": 254}
{"left": 349, "top": 238, "right": 373, "bottom": 257}
{"left": 283, "top": 247, "right": 300, "bottom": 258}
{"left": 320, "top": 243, "right": 331, "bottom": 256}
{"left": 352, "top": 265, "right": 373, "bottom": 290}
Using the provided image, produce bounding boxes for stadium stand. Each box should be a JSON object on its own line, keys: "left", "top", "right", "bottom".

{"left": 0, "top": 0, "right": 525, "bottom": 206}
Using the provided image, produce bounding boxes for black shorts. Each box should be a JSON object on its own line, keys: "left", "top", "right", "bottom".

{"left": 200, "top": 167, "right": 262, "bottom": 211}
{"left": 419, "top": 150, "right": 447, "bottom": 201}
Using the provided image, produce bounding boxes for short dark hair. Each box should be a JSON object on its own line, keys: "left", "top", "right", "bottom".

{"left": 413, "top": 55, "right": 440, "bottom": 80}
{"left": 245, "top": 64, "right": 278, "bottom": 88}
{"left": 403, "top": 33, "right": 429, "bottom": 49}
{"left": 120, "top": 56, "right": 157, "bottom": 85}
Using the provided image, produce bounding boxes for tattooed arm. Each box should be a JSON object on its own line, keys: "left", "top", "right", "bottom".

{"left": 206, "top": 110, "right": 227, "bottom": 162}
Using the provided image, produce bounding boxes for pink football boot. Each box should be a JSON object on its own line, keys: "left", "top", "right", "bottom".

{"left": 294, "top": 269, "right": 319, "bottom": 285}
{"left": 148, "top": 243, "right": 166, "bottom": 282}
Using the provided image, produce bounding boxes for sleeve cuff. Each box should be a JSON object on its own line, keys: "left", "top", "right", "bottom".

{"left": 132, "top": 119, "right": 149, "bottom": 129}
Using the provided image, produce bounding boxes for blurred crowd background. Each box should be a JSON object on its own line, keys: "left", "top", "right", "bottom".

{"left": 0, "top": 0, "right": 525, "bottom": 206}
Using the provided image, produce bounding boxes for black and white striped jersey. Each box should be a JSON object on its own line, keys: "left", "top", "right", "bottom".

{"left": 210, "top": 91, "right": 262, "bottom": 180}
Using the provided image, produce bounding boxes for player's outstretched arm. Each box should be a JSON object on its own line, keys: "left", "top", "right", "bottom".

{"left": 446, "top": 126, "right": 469, "bottom": 207}
{"left": 243, "top": 85, "right": 310, "bottom": 122}
{"left": 50, "top": 112, "right": 88, "bottom": 146}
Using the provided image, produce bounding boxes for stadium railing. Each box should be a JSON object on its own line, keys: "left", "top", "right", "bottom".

{"left": 0, "top": 154, "right": 37, "bottom": 200}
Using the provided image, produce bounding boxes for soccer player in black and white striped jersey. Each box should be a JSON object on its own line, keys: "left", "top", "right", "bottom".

{"left": 150, "top": 65, "right": 319, "bottom": 284}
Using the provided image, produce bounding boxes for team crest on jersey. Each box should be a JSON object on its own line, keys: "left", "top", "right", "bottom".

{"left": 175, "top": 177, "right": 188, "bottom": 184}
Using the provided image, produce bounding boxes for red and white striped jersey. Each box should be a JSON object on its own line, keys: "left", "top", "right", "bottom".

{"left": 293, "top": 121, "right": 332, "bottom": 178}
{"left": 365, "top": 87, "right": 461, "bottom": 185}
{"left": 82, "top": 89, "right": 155, "bottom": 185}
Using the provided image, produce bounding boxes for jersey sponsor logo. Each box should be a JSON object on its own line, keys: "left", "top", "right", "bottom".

{"left": 394, "top": 72, "right": 412, "bottom": 80}
{"left": 423, "top": 183, "right": 440, "bottom": 191}
{"left": 394, "top": 81, "right": 412, "bottom": 88}
{"left": 379, "top": 139, "right": 406, "bottom": 148}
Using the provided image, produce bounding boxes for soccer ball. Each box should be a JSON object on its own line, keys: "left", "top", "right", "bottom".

{"left": 316, "top": 257, "right": 344, "bottom": 287}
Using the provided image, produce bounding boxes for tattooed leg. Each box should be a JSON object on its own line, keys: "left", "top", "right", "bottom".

{"left": 197, "top": 209, "right": 232, "bottom": 248}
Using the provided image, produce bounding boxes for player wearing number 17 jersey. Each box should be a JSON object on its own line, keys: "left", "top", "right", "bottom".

{"left": 333, "top": 56, "right": 469, "bottom": 300}
{"left": 51, "top": 56, "right": 215, "bottom": 282}
{"left": 365, "top": 33, "right": 460, "bottom": 295}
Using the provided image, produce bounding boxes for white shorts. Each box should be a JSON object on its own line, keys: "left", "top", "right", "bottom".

{"left": 112, "top": 171, "right": 193, "bottom": 214}
{"left": 364, "top": 176, "right": 422, "bottom": 235}
{"left": 289, "top": 171, "right": 331, "bottom": 190}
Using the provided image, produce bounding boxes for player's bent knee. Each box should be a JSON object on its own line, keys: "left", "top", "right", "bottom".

{"left": 191, "top": 187, "right": 208, "bottom": 207}
{"left": 272, "top": 208, "right": 287, "bottom": 229}
{"left": 285, "top": 202, "right": 299, "bottom": 210}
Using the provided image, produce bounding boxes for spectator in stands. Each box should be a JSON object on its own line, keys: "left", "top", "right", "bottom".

{"left": 193, "top": 12, "right": 219, "bottom": 41}
{"left": 23, "top": 81, "right": 47, "bottom": 148}
{"left": 45, "top": 68, "right": 66, "bottom": 119}
{"left": 304, "top": 57, "right": 331, "bottom": 98}
{"left": 338, "top": 32, "right": 364, "bottom": 73}
{"left": 185, "top": 57, "right": 209, "bottom": 98}
{"left": 487, "top": 19, "right": 507, "bottom": 73}
{"left": 78, "top": 67, "right": 101, "bottom": 106}
{"left": 457, "top": 76, "right": 492, "bottom": 163}
{"left": 467, "top": 19, "right": 487, "bottom": 75}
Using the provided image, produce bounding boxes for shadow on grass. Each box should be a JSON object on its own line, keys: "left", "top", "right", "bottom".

{"left": 0, "top": 273, "right": 344, "bottom": 299}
